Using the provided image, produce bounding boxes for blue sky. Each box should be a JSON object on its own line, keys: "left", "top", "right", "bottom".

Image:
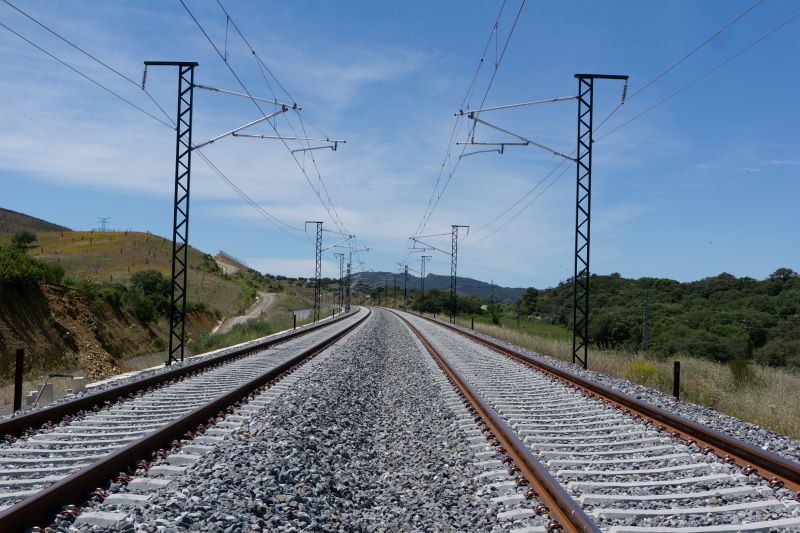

{"left": 1, "top": 1, "right": 797, "bottom": 288}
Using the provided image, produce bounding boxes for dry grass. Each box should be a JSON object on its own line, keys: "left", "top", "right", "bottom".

{"left": 460, "top": 320, "right": 800, "bottom": 439}
{"left": 0, "top": 231, "right": 252, "bottom": 316}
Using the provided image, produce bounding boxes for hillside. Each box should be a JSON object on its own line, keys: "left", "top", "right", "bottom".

{"left": 354, "top": 271, "right": 524, "bottom": 302}
{"left": 0, "top": 208, "right": 70, "bottom": 233}
{"left": 0, "top": 230, "right": 254, "bottom": 317}
{"left": 519, "top": 270, "right": 800, "bottom": 368}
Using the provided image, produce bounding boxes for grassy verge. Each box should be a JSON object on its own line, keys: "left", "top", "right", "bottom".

{"left": 447, "top": 316, "right": 800, "bottom": 439}
{"left": 190, "top": 292, "right": 342, "bottom": 355}
{"left": 192, "top": 319, "right": 275, "bottom": 353}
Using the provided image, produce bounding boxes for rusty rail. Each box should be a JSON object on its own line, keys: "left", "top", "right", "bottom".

{"left": 392, "top": 310, "right": 600, "bottom": 533}
{"left": 0, "top": 309, "right": 356, "bottom": 440}
{"left": 415, "top": 312, "right": 800, "bottom": 493}
{"left": 0, "top": 308, "right": 370, "bottom": 533}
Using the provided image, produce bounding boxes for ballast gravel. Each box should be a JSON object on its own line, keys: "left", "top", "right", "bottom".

{"left": 86, "top": 309, "right": 506, "bottom": 532}
{"left": 439, "top": 317, "right": 800, "bottom": 464}
{"left": 1, "top": 312, "right": 352, "bottom": 422}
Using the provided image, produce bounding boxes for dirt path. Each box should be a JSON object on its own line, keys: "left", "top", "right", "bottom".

{"left": 212, "top": 291, "right": 275, "bottom": 334}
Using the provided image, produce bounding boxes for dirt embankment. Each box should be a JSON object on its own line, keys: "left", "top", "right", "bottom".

{"left": 0, "top": 283, "right": 215, "bottom": 382}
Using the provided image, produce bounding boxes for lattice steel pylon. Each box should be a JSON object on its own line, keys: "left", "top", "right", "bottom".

{"left": 334, "top": 252, "right": 345, "bottom": 309}
{"left": 345, "top": 255, "right": 352, "bottom": 312}
{"left": 571, "top": 73, "right": 628, "bottom": 369}
{"left": 145, "top": 61, "right": 198, "bottom": 366}
{"left": 450, "top": 225, "right": 469, "bottom": 323}
{"left": 306, "top": 221, "right": 323, "bottom": 322}
{"left": 420, "top": 255, "right": 431, "bottom": 311}
{"left": 403, "top": 265, "right": 408, "bottom": 310}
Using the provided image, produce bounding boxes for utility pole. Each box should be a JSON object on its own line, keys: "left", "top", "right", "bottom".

{"left": 346, "top": 255, "right": 352, "bottom": 312}
{"left": 454, "top": 74, "right": 625, "bottom": 369}
{"left": 420, "top": 255, "right": 431, "bottom": 313}
{"left": 403, "top": 265, "right": 408, "bottom": 310}
{"left": 144, "top": 61, "right": 198, "bottom": 366}
{"left": 642, "top": 291, "right": 650, "bottom": 352}
{"left": 393, "top": 274, "right": 397, "bottom": 307}
{"left": 450, "top": 225, "right": 469, "bottom": 323}
{"left": 334, "top": 253, "right": 345, "bottom": 309}
{"left": 571, "top": 73, "right": 628, "bottom": 370}
{"left": 383, "top": 279, "right": 388, "bottom": 306}
{"left": 306, "top": 221, "right": 323, "bottom": 322}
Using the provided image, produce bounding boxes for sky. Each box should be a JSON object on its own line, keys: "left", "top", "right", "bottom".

{"left": 0, "top": 0, "right": 798, "bottom": 289}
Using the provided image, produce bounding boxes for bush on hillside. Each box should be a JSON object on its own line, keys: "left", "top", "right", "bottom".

{"left": 10, "top": 231, "right": 36, "bottom": 251}
{"left": 127, "top": 269, "right": 170, "bottom": 322}
{"left": 0, "top": 246, "right": 64, "bottom": 285}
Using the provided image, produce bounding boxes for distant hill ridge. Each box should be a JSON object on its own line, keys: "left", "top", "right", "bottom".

{"left": 0, "top": 207, "right": 70, "bottom": 233}
{"left": 353, "top": 271, "right": 524, "bottom": 303}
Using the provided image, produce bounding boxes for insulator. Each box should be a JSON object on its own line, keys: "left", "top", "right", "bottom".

{"left": 620, "top": 81, "right": 628, "bottom": 104}
{"left": 141, "top": 66, "right": 148, "bottom": 90}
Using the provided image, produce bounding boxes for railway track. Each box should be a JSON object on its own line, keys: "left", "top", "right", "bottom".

{"left": 0, "top": 307, "right": 369, "bottom": 532}
{"left": 394, "top": 310, "right": 800, "bottom": 532}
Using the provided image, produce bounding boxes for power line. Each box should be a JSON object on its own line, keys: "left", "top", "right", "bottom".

{"left": 415, "top": 0, "right": 527, "bottom": 240}
{"left": 463, "top": 2, "right": 793, "bottom": 248}
{"left": 210, "top": 0, "right": 366, "bottom": 263}
{"left": 467, "top": 161, "right": 572, "bottom": 246}
{"left": 596, "top": 8, "right": 800, "bottom": 142}
{"left": 180, "top": 0, "right": 353, "bottom": 242}
{"left": 0, "top": 13, "right": 308, "bottom": 242}
{"left": 0, "top": 20, "right": 172, "bottom": 128}
{"left": 594, "top": 0, "right": 764, "bottom": 134}
{"left": 1, "top": 0, "right": 174, "bottom": 125}
{"left": 401, "top": 1, "right": 525, "bottom": 268}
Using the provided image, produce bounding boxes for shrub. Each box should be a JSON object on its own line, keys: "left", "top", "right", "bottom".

{"left": 10, "top": 231, "right": 36, "bottom": 251}
{"left": 100, "top": 284, "right": 128, "bottom": 307}
{"left": 0, "top": 247, "right": 64, "bottom": 285}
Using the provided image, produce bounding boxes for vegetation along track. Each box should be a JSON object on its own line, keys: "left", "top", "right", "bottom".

{"left": 395, "top": 310, "right": 800, "bottom": 532}
{"left": 0, "top": 307, "right": 369, "bottom": 532}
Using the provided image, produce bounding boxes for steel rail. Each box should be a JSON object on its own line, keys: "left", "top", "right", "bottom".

{"left": 0, "top": 310, "right": 357, "bottom": 440}
{"left": 391, "top": 310, "right": 600, "bottom": 533}
{"left": 0, "top": 308, "right": 371, "bottom": 533}
{"left": 415, "top": 312, "right": 800, "bottom": 494}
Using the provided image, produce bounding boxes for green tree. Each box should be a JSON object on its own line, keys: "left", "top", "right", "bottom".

{"left": 519, "top": 287, "right": 539, "bottom": 315}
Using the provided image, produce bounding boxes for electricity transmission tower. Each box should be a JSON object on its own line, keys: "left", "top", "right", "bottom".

{"left": 403, "top": 265, "right": 408, "bottom": 309}
{"left": 455, "top": 72, "right": 627, "bottom": 369}
{"left": 144, "top": 60, "right": 344, "bottom": 364}
{"left": 420, "top": 255, "right": 431, "bottom": 312}
{"left": 334, "top": 252, "right": 345, "bottom": 309}
{"left": 450, "top": 225, "right": 469, "bottom": 323}
{"left": 143, "top": 61, "right": 197, "bottom": 365}
{"left": 306, "top": 221, "right": 323, "bottom": 322}
{"left": 342, "top": 247, "right": 369, "bottom": 311}
{"left": 97, "top": 217, "right": 110, "bottom": 232}
{"left": 571, "top": 74, "right": 628, "bottom": 369}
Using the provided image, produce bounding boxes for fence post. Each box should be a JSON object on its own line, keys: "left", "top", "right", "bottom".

{"left": 14, "top": 349, "right": 24, "bottom": 412}
{"left": 293, "top": 314, "right": 297, "bottom": 330}
{"left": 471, "top": 317, "right": 474, "bottom": 330}
{"left": 673, "top": 361, "right": 681, "bottom": 400}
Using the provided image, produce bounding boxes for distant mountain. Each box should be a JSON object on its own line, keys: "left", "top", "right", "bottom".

{"left": 353, "top": 271, "right": 525, "bottom": 303}
{"left": 0, "top": 207, "right": 70, "bottom": 233}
